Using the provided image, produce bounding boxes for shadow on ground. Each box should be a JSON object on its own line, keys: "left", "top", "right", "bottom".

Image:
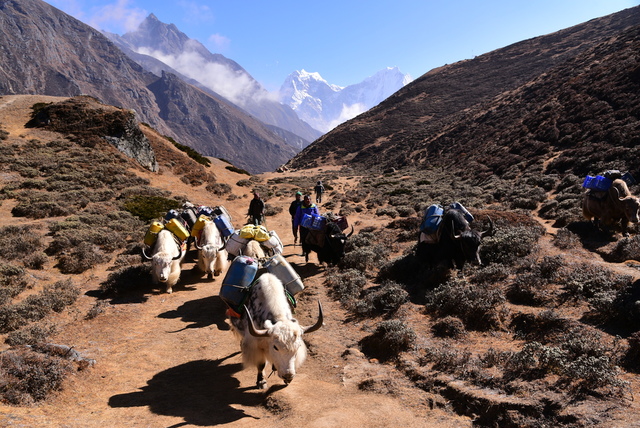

{"left": 109, "top": 354, "right": 264, "bottom": 426}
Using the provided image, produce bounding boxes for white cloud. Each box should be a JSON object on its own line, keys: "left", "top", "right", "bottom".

{"left": 86, "top": 0, "right": 147, "bottom": 33}
{"left": 326, "top": 103, "right": 367, "bottom": 131}
{"left": 208, "top": 33, "right": 231, "bottom": 53}
{"left": 177, "top": 1, "right": 214, "bottom": 23}
{"left": 137, "top": 47, "right": 276, "bottom": 107}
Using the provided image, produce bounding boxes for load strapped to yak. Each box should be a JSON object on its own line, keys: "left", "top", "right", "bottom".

{"left": 143, "top": 202, "right": 235, "bottom": 249}
{"left": 300, "top": 211, "right": 349, "bottom": 247}
{"left": 219, "top": 253, "right": 304, "bottom": 318}
{"left": 419, "top": 202, "right": 473, "bottom": 244}
{"left": 582, "top": 169, "right": 636, "bottom": 200}
{"left": 225, "top": 223, "right": 284, "bottom": 258}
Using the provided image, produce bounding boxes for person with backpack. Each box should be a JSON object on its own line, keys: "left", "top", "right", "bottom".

{"left": 247, "top": 192, "right": 265, "bottom": 225}
{"left": 314, "top": 180, "right": 325, "bottom": 204}
{"left": 289, "top": 191, "right": 303, "bottom": 244}
{"left": 293, "top": 195, "right": 320, "bottom": 262}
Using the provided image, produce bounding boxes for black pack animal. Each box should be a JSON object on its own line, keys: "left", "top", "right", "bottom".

{"left": 417, "top": 208, "right": 493, "bottom": 271}
{"left": 305, "top": 222, "right": 354, "bottom": 265}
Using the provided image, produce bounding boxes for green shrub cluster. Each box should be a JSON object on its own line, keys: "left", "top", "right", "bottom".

{"left": 122, "top": 195, "right": 182, "bottom": 222}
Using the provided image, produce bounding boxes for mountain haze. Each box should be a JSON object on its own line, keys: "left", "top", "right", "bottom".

{"left": 0, "top": 0, "right": 296, "bottom": 173}
{"left": 280, "top": 67, "right": 412, "bottom": 133}
{"left": 288, "top": 6, "right": 640, "bottom": 176}
{"left": 107, "top": 14, "right": 323, "bottom": 148}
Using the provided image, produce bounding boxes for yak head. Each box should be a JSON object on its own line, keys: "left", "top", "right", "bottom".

{"left": 450, "top": 213, "right": 494, "bottom": 267}
{"left": 614, "top": 187, "right": 640, "bottom": 223}
{"left": 143, "top": 229, "right": 183, "bottom": 282}
{"left": 322, "top": 224, "right": 354, "bottom": 264}
{"left": 246, "top": 301, "right": 323, "bottom": 385}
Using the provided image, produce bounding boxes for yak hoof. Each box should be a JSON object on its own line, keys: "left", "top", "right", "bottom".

{"left": 257, "top": 380, "right": 267, "bottom": 390}
{"left": 207, "top": 273, "right": 213, "bottom": 280}
{"left": 166, "top": 287, "right": 173, "bottom": 294}
{"left": 214, "top": 270, "right": 221, "bottom": 277}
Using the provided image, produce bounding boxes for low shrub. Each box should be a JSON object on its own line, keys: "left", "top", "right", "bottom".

{"left": 0, "top": 346, "right": 74, "bottom": 405}
{"left": 6, "top": 323, "right": 57, "bottom": 346}
{"left": 0, "top": 264, "right": 32, "bottom": 306}
{"left": 480, "top": 225, "right": 543, "bottom": 266}
{"left": 0, "top": 279, "right": 79, "bottom": 333}
{"left": 99, "top": 265, "right": 152, "bottom": 296}
{"left": 122, "top": 195, "right": 181, "bottom": 222}
{"left": 360, "top": 320, "right": 416, "bottom": 361}
{"left": 431, "top": 316, "right": 467, "bottom": 339}
{"left": 425, "top": 279, "right": 508, "bottom": 331}
{"left": 354, "top": 281, "right": 408, "bottom": 317}
{"left": 325, "top": 268, "right": 367, "bottom": 305}
{"left": 57, "top": 242, "right": 106, "bottom": 274}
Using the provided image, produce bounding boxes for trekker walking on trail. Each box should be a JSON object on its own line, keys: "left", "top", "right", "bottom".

{"left": 314, "top": 180, "right": 325, "bottom": 204}
{"left": 293, "top": 195, "right": 319, "bottom": 262}
{"left": 289, "top": 191, "right": 303, "bottom": 245}
{"left": 247, "top": 192, "right": 265, "bottom": 225}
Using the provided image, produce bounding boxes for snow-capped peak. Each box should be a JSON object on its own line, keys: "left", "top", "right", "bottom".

{"left": 280, "top": 67, "right": 412, "bottom": 133}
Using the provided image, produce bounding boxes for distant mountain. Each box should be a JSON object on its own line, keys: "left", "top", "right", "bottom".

{"left": 280, "top": 68, "right": 412, "bottom": 133}
{"left": 0, "top": 0, "right": 296, "bottom": 173}
{"left": 287, "top": 6, "right": 640, "bottom": 177}
{"left": 107, "top": 14, "right": 322, "bottom": 148}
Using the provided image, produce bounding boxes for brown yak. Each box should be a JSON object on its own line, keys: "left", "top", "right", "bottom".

{"left": 583, "top": 179, "right": 640, "bottom": 236}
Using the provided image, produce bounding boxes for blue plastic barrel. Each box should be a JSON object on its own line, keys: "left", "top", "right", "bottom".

{"left": 220, "top": 256, "right": 258, "bottom": 312}
{"left": 213, "top": 214, "right": 234, "bottom": 238}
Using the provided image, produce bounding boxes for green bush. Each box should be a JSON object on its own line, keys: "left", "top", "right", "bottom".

{"left": 122, "top": 195, "right": 182, "bottom": 222}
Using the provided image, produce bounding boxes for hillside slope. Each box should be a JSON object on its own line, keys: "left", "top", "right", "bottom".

{"left": 287, "top": 6, "right": 640, "bottom": 175}
{"left": 0, "top": 0, "right": 296, "bottom": 173}
{"left": 2, "top": 94, "right": 640, "bottom": 427}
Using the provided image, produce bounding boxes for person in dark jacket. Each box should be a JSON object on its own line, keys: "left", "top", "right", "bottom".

{"left": 289, "top": 191, "right": 303, "bottom": 244}
{"left": 293, "top": 195, "right": 320, "bottom": 262}
{"left": 314, "top": 180, "right": 325, "bottom": 204}
{"left": 247, "top": 192, "right": 265, "bottom": 225}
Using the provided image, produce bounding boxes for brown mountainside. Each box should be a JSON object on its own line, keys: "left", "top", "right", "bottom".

{"left": 288, "top": 6, "right": 640, "bottom": 176}
{"left": 0, "top": 0, "right": 296, "bottom": 173}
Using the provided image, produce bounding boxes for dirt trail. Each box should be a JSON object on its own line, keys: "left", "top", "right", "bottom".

{"left": 0, "top": 95, "right": 470, "bottom": 427}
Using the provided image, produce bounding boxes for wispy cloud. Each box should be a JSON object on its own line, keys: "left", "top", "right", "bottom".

{"left": 208, "top": 34, "right": 231, "bottom": 53}
{"left": 85, "top": 0, "right": 147, "bottom": 33}
{"left": 137, "top": 47, "right": 277, "bottom": 107}
{"left": 326, "top": 103, "right": 367, "bottom": 132}
{"left": 177, "top": 1, "right": 214, "bottom": 24}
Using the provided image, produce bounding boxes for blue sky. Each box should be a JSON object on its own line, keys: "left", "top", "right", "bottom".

{"left": 46, "top": 0, "right": 638, "bottom": 91}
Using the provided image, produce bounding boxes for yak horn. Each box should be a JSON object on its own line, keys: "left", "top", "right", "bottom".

{"left": 172, "top": 245, "right": 183, "bottom": 260}
{"left": 245, "top": 305, "right": 270, "bottom": 337}
{"left": 347, "top": 226, "right": 354, "bottom": 238}
{"left": 480, "top": 216, "right": 494, "bottom": 238}
{"left": 142, "top": 246, "right": 153, "bottom": 260}
{"left": 452, "top": 221, "right": 462, "bottom": 239}
{"left": 302, "top": 301, "right": 324, "bottom": 334}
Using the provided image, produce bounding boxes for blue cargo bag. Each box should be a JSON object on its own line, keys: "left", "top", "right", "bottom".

{"left": 420, "top": 204, "right": 444, "bottom": 234}
{"left": 582, "top": 175, "right": 612, "bottom": 191}
{"left": 301, "top": 213, "right": 326, "bottom": 231}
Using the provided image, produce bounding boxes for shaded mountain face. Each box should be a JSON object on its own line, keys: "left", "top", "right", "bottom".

{"left": 110, "top": 14, "right": 322, "bottom": 147}
{"left": 287, "top": 7, "right": 640, "bottom": 179}
{"left": 0, "top": 0, "right": 295, "bottom": 173}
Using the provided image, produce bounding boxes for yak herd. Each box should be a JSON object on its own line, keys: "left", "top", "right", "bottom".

{"left": 140, "top": 174, "right": 640, "bottom": 389}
